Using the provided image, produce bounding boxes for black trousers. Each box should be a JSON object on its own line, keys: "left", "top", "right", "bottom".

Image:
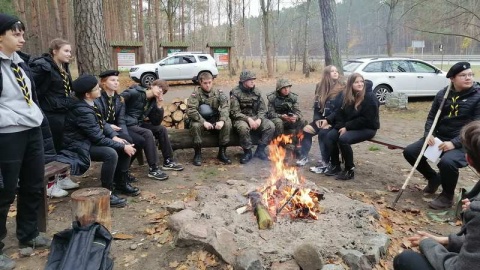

{"left": 300, "top": 121, "right": 331, "bottom": 162}
{"left": 44, "top": 111, "right": 65, "bottom": 153}
{"left": 326, "top": 128, "right": 377, "bottom": 169}
{"left": 393, "top": 250, "right": 434, "bottom": 270}
{"left": 403, "top": 138, "right": 467, "bottom": 196}
{"left": 141, "top": 122, "right": 174, "bottom": 162}
{"left": 90, "top": 146, "right": 130, "bottom": 189}
{"left": 128, "top": 125, "right": 158, "bottom": 167}
{"left": 0, "top": 127, "right": 44, "bottom": 252}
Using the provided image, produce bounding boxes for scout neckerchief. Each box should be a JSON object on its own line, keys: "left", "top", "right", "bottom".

{"left": 60, "top": 69, "right": 71, "bottom": 97}
{"left": 107, "top": 95, "right": 115, "bottom": 122}
{"left": 10, "top": 61, "right": 32, "bottom": 106}
{"left": 93, "top": 104, "right": 104, "bottom": 130}
{"left": 448, "top": 94, "right": 459, "bottom": 117}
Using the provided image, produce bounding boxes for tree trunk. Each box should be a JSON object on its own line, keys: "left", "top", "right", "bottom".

{"left": 73, "top": 0, "right": 112, "bottom": 74}
{"left": 52, "top": 0, "right": 64, "bottom": 38}
{"left": 260, "top": 0, "right": 274, "bottom": 78}
{"left": 386, "top": 2, "right": 396, "bottom": 57}
{"left": 71, "top": 188, "right": 112, "bottom": 231}
{"left": 318, "top": 0, "right": 343, "bottom": 73}
{"left": 29, "top": 0, "right": 42, "bottom": 56}
{"left": 137, "top": 0, "right": 145, "bottom": 63}
{"left": 302, "top": 0, "right": 311, "bottom": 76}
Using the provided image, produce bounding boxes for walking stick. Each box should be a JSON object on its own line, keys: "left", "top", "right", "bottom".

{"left": 391, "top": 83, "right": 452, "bottom": 208}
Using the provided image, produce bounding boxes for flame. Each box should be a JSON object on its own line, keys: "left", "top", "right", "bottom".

{"left": 259, "top": 134, "right": 321, "bottom": 220}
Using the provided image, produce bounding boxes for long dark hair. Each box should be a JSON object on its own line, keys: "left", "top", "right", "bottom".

{"left": 343, "top": 73, "right": 365, "bottom": 110}
{"left": 316, "top": 65, "right": 343, "bottom": 110}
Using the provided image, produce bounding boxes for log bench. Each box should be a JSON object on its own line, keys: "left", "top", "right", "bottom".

{"left": 167, "top": 129, "right": 408, "bottom": 151}
{"left": 40, "top": 161, "right": 70, "bottom": 232}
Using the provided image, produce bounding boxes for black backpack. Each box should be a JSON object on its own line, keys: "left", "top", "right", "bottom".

{"left": 45, "top": 221, "right": 114, "bottom": 270}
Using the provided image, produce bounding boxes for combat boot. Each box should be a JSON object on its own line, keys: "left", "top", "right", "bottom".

{"left": 193, "top": 146, "right": 202, "bottom": 166}
{"left": 254, "top": 144, "right": 269, "bottom": 161}
{"left": 217, "top": 146, "right": 232, "bottom": 164}
{"left": 114, "top": 173, "right": 140, "bottom": 196}
{"left": 110, "top": 193, "right": 127, "bottom": 208}
{"left": 240, "top": 148, "right": 253, "bottom": 164}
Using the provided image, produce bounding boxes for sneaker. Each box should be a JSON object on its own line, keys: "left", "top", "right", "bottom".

{"left": 310, "top": 166, "right": 328, "bottom": 174}
{"left": 162, "top": 159, "right": 184, "bottom": 171}
{"left": 0, "top": 254, "right": 15, "bottom": 270}
{"left": 428, "top": 192, "right": 454, "bottom": 210}
{"left": 148, "top": 167, "right": 169, "bottom": 181}
{"left": 47, "top": 182, "right": 68, "bottom": 198}
{"left": 57, "top": 176, "right": 79, "bottom": 190}
{"left": 324, "top": 164, "right": 341, "bottom": 176}
{"left": 19, "top": 234, "right": 51, "bottom": 249}
{"left": 296, "top": 156, "right": 309, "bottom": 166}
{"left": 335, "top": 168, "right": 355, "bottom": 180}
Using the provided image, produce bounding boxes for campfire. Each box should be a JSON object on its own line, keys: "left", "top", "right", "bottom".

{"left": 248, "top": 134, "right": 324, "bottom": 229}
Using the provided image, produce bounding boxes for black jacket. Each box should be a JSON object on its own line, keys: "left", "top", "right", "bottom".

{"left": 424, "top": 82, "right": 480, "bottom": 148}
{"left": 29, "top": 53, "right": 73, "bottom": 113}
{"left": 332, "top": 91, "right": 380, "bottom": 130}
{"left": 95, "top": 91, "right": 128, "bottom": 132}
{"left": 314, "top": 92, "right": 344, "bottom": 124}
{"left": 56, "top": 99, "right": 122, "bottom": 175}
{"left": 121, "top": 85, "right": 164, "bottom": 126}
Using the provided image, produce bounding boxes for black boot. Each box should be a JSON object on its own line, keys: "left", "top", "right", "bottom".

{"left": 193, "top": 146, "right": 202, "bottom": 166}
{"left": 115, "top": 173, "right": 141, "bottom": 196}
{"left": 240, "top": 148, "right": 253, "bottom": 164}
{"left": 254, "top": 144, "right": 269, "bottom": 160}
{"left": 217, "top": 146, "right": 232, "bottom": 164}
{"left": 110, "top": 193, "right": 127, "bottom": 208}
{"left": 126, "top": 170, "right": 138, "bottom": 183}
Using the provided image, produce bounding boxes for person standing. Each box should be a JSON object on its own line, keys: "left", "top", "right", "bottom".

{"left": 403, "top": 62, "right": 480, "bottom": 210}
{"left": 0, "top": 14, "right": 50, "bottom": 270}
{"left": 29, "top": 38, "right": 78, "bottom": 193}
{"left": 230, "top": 70, "right": 275, "bottom": 164}
{"left": 186, "top": 72, "right": 231, "bottom": 166}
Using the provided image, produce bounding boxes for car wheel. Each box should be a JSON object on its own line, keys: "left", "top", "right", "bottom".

{"left": 140, "top": 73, "right": 157, "bottom": 87}
{"left": 373, "top": 85, "right": 392, "bottom": 104}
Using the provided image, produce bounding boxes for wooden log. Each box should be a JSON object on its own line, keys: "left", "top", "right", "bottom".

{"left": 167, "top": 103, "right": 178, "bottom": 112}
{"left": 176, "top": 121, "right": 185, "bottom": 129}
{"left": 183, "top": 98, "right": 188, "bottom": 104}
{"left": 172, "top": 97, "right": 182, "bottom": 104}
{"left": 255, "top": 204, "right": 273, "bottom": 229}
{"left": 71, "top": 188, "right": 112, "bottom": 231}
{"left": 167, "top": 128, "right": 261, "bottom": 150}
{"left": 172, "top": 110, "right": 184, "bottom": 122}
{"left": 163, "top": 115, "right": 173, "bottom": 123}
{"left": 163, "top": 109, "right": 172, "bottom": 117}
{"left": 179, "top": 103, "right": 187, "bottom": 111}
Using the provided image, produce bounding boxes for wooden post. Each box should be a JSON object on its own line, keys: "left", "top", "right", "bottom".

{"left": 71, "top": 188, "right": 112, "bottom": 231}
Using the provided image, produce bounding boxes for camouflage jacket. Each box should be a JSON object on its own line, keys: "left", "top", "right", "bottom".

{"left": 186, "top": 87, "right": 230, "bottom": 124}
{"left": 230, "top": 84, "right": 267, "bottom": 121}
{"left": 266, "top": 91, "right": 302, "bottom": 119}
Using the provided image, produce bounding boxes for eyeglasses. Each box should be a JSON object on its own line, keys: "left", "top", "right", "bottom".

{"left": 457, "top": 73, "right": 475, "bottom": 79}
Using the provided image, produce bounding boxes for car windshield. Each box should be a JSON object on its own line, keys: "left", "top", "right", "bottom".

{"left": 343, "top": 61, "right": 363, "bottom": 72}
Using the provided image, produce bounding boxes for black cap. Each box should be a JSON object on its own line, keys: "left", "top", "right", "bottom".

{"left": 99, "top": 70, "right": 119, "bottom": 78}
{"left": 0, "top": 13, "right": 21, "bottom": 34}
{"left": 446, "top": 62, "right": 471, "bottom": 78}
{"left": 72, "top": 74, "right": 98, "bottom": 94}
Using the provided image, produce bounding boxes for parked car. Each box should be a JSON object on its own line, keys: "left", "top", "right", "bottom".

{"left": 343, "top": 57, "right": 449, "bottom": 103}
{"left": 129, "top": 52, "right": 219, "bottom": 86}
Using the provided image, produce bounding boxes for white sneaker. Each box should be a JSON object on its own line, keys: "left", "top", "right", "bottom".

{"left": 57, "top": 176, "right": 79, "bottom": 190}
{"left": 47, "top": 182, "right": 68, "bottom": 198}
{"left": 310, "top": 166, "right": 328, "bottom": 174}
{"left": 296, "top": 157, "right": 309, "bottom": 166}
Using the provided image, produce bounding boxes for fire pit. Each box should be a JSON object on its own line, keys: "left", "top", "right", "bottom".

{"left": 167, "top": 135, "right": 390, "bottom": 269}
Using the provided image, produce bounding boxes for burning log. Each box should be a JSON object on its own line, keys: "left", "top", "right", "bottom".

{"left": 248, "top": 192, "right": 273, "bottom": 230}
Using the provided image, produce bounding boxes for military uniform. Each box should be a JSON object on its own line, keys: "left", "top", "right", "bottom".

{"left": 267, "top": 79, "right": 306, "bottom": 138}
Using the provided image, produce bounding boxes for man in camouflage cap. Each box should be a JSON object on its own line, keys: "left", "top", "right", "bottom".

{"left": 230, "top": 70, "right": 275, "bottom": 164}
{"left": 267, "top": 78, "right": 306, "bottom": 139}
{"left": 186, "top": 72, "right": 231, "bottom": 166}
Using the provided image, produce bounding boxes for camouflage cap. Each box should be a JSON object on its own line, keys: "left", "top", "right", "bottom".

{"left": 276, "top": 78, "right": 292, "bottom": 91}
{"left": 239, "top": 70, "right": 256, "bottom": 82}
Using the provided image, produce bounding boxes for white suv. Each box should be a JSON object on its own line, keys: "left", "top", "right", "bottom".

{"left": 129, "top": 52, "right": 219, "bottom": 86}
{"left": 343, "top": 57, "right": 449, "bottom": 103}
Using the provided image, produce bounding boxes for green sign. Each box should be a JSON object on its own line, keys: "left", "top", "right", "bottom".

{"left": 167, "top": 48, "right": 182, "bottom": 54}
{"left": 214, "top": 48, "right": 228, "bottom": 53}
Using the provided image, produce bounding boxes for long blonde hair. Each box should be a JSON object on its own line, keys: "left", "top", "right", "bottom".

{"left": 343, "top": 73, "right": 365, "bottom": 110}
{"left": 316, "top": 65, "right": 343, "bottom": 110}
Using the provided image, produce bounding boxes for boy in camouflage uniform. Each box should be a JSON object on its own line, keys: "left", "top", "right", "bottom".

{"left": 230, "top": 70, "right": 275, "bottom": 164}
{"left": 186, "top": 72, "right": 232, "bottom": 166}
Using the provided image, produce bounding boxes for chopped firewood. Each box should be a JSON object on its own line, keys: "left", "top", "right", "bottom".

{"left": 248, "top": 192, "right": 273, "bottom": 230}
{"left": 179, "top": 103, "right": 187, "bottom": 110}
{"left": 172, "top": 110, "right": 184, "bottom": 122}
{"left": 167, "top": 103, "right": 178, "bottom": 112}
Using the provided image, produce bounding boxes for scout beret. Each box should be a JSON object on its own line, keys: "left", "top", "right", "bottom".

{"left": 99, "top": 70, "right": 119, "bottom": 78}
{"left": 446, "top": 62, "right": 471, "bottom": 78}
{"left": 72, "top": 74, "right": 98, "bottom": 94}
{"left": 0, "top": 13, "right": 21, "bottom": 34}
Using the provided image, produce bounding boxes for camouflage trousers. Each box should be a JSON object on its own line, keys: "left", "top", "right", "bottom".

{"left": 270, "top": 117, "right": 307, "bottom": 139}
{"left": 233, "top": 118, "right": 275, "bottom": 149}
{"left": 189, "top": 118, "right": 232, "bottom": 146}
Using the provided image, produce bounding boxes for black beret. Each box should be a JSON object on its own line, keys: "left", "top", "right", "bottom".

{"left": 99, "top": 70, "right": 119, "bottom": 78}
{"left": 72, "top": 74, "right": 98, "bottom": 94}
{"left": 0, "top": 13, "right": 21, "bottom": 34}
{"left": 446, "top": 62, "right": 471, "bottom": 78}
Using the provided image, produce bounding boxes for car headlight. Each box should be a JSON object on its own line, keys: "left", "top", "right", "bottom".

{"left": 130, "top": 67, "right": 139, "bottom": 72}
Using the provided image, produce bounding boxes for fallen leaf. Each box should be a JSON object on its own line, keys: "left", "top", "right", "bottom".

{"left": 169, "top": 261, "right": 180, "bottom": 268}
{"left": 401, "top": 240, "right": 412, "bottom": 249}
{"left": 48, "top": 204, "right": 56, "bottom": 214}
{"left": 217, "top": 167, "right": 227, "bottom": 171}
{"left": 113, "top": 233, "right": 134, "bottom": 240}
{"left": 387, "top": 185, "right": 400, "bottom": 192}
{"left": 161, "top": 190, "right": 173, "bottom": 194}
{"left": 385, "top": 224, "right": 394, "bottom": 234}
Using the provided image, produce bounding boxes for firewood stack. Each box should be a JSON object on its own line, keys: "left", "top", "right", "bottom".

{"left": 162, "top": 97, "right": 189, "bottom": 129}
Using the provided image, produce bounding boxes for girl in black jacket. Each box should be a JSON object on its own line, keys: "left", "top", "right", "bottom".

{"left": 57, "top": 75, "right": 140, "bottom": 208}
{"left": 324, "top": 73, "right": 380, "bottom": 180}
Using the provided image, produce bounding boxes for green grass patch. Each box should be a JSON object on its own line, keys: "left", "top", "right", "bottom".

{"left": 369, "top": 145, "right": 381, "bottom": 151}
{"left": 199, "top": 167, "right": 219, "bottom": 179}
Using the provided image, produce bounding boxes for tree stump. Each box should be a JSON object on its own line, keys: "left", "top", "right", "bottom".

{"left": 71, "top": 188, "right": 112, "bottom": 231}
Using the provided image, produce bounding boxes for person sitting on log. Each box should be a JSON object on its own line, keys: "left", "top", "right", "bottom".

{"left": 266, "top": 78, "right": 307, "bottom": 156}
{"left": 393, "top": 120, "right": 480, "bottom": 270}
{"left": 186, "top": 72, "right": 232, "bottom": 166}
{"left": 57, "top": 75, "right": 140, "bottom": 208}
{"left": 122, "top": 79, "right": 184, "bottom": 175}
{"left": 96, "top": 70, "right": 141, "bottom": 183}
{"left": 230, "top": 70, "right": 275, "bottom": 164}
{"left": 403, "top": 62, "right": 480, "bottom": 210}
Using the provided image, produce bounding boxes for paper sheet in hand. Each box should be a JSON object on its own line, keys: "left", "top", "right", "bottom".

{"left": 424, "top": 138, "right": 443, "bottom": 163}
